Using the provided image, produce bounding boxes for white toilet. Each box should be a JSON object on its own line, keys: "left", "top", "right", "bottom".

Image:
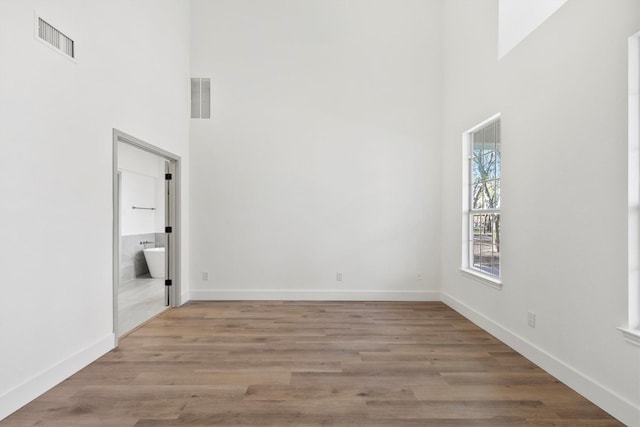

{"left": 143, "top": 247, "right": 165, "bottom": 279}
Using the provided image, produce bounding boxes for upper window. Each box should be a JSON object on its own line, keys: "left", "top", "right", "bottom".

{"left": 621, "top": 32, "right": 640, "bottom": 345}
{"left": 463, "top": 116, "right": 501, "bottom": 282}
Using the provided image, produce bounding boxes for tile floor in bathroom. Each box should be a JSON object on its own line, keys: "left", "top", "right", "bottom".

{"left": 117, "top": 276, "right": 167, "bottom": 337}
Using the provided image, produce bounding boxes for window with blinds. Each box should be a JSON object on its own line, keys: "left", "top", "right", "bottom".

{"left": 462, "top": 114, "right": 502, "bottom": 286}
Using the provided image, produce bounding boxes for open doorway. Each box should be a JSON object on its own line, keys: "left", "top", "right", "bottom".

{"left": 112, "top": 129, "right": 181, "bottom": 343}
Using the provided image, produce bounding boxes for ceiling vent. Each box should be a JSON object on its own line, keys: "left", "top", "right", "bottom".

{"left": 36, "top": 16, "right": 75, "bottom": 60}
{"left": 191, "top": 78, "right": 211, "bottom": 119}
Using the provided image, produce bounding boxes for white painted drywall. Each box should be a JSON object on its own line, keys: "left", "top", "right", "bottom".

{"left": 0, "top": 0, "right": 190, "bottom": 420}
{"left": 498, "top": 0, "right": 568, "bottom": 58}
{"left": 189, "top": 0, "right": 443, "bottom": 300}
{"left": 442, "top": 0, "right": 640, "bottom": 425}
{"left": 120, "top": 171, "right": 156, "bottom": 235}
{"left": 118, "top": 142, "right": 167, "bottom": 236}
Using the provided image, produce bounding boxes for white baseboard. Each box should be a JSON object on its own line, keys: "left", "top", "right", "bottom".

{"left": 0, "top": 333, "right": 114, "bottom": 421}
{"left": 189, "top": 289, "right": 440, "bottom": 302}
{"left": 180, "top": 291, "right": 190, "bottom": 306}
{"left": 441, "top": 292, "right": 640, "bottom": 427}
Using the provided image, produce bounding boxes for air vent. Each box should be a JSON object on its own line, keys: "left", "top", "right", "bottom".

{"left": 36, "top": 17, "right": 75, "bottom": 59}
{"left": 191, "top": 78, "right": 211, "bottom": 119}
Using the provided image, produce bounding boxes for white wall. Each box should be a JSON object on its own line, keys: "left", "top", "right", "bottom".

{"left": 121, "top": 171, "right": 156, "bottom": 235}
{"left": 189, "top": 0, "right": 443, "bottom": 301}
{"left": 441, "top": 0, "right": 640, "bottom": 425}
{"left": 0, "top": 0, "right": 190, "bottom": 419}
{"left": 118, "top": 142, "right": 166, "bottom": 236}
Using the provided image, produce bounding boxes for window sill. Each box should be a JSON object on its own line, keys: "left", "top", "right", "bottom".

{"left": 617, "top": 327, "right": 640, "bottom": 347}
{"left": 460, "top": 268, "right": 503, "bottom": 290}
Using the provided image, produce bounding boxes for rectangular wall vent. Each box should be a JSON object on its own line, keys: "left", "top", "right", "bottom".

{"left": 191, "top": 78, "right": 211, "bottom": 119}
{"left": 36, "top": 17, "right": 75, "bottom": 59}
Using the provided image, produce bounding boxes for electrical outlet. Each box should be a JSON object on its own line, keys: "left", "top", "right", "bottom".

{"left": 202, "top": 272, "right": 209, "bottom": 281}
{"left": 527, "top": 311, "right": 536, "bottom": 328}
{"left": 336, "top": 272, "right": 343, "bottom": 281}
{"left": 417, "top": 272, "right": 423, "bottom": 281}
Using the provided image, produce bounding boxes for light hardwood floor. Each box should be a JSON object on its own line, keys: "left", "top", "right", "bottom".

{"left": 2, "top": 301, "right": 623, "bottom": 426}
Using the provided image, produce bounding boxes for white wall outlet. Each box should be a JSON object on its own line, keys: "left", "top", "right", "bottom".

{"left": 417, "top": 272, "right": 423, "bottom": 281}
{"left": 336, "top": 272, "right": 343, "bottom": 281}
{"left": 202, "top": 272, "right": 209, "bottom": 281}
{"left": 527, "top": 311, "right": 536, "bottom": 328}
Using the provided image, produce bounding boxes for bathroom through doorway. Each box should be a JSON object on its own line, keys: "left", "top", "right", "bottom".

{"left": 112, "top": 129, "right": 181, "bottom": 343}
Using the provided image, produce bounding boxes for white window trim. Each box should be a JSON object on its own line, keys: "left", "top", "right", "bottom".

{"left": 623, "top": 31, "right": 640, "bottom": 344}
{"left": 461, "top": 113, "right": 502, "bottom": 289}
{"left": 460, "top": 268, "right": 502, "bottom": 290}
{"left": 617, "top": 327, "right": 640, "bottom": 347}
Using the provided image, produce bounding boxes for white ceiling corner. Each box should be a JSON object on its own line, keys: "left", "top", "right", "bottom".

{"left": 498, "top": 0, "right": 569, "bottom": 59}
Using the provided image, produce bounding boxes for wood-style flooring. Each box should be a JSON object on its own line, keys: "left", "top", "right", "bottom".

{"left": 2, "top": 301, "right": 623, "bottom": 426}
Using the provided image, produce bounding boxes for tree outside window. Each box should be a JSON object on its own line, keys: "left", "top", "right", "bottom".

{"left": 470, "top": 119, "right": 501, "bottom": 277}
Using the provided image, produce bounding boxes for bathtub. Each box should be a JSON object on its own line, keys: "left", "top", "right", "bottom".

{"left": 143, "top": 247, "right": 165, "bottom": 279}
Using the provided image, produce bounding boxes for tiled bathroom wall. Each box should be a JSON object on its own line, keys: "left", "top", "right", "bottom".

{"left": 120, "top": 233, "right": 168, "bottom": 283}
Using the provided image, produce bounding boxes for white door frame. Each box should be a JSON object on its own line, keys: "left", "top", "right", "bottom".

{"left": 112, "top": 129, "right": 182, "bottom": 346}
